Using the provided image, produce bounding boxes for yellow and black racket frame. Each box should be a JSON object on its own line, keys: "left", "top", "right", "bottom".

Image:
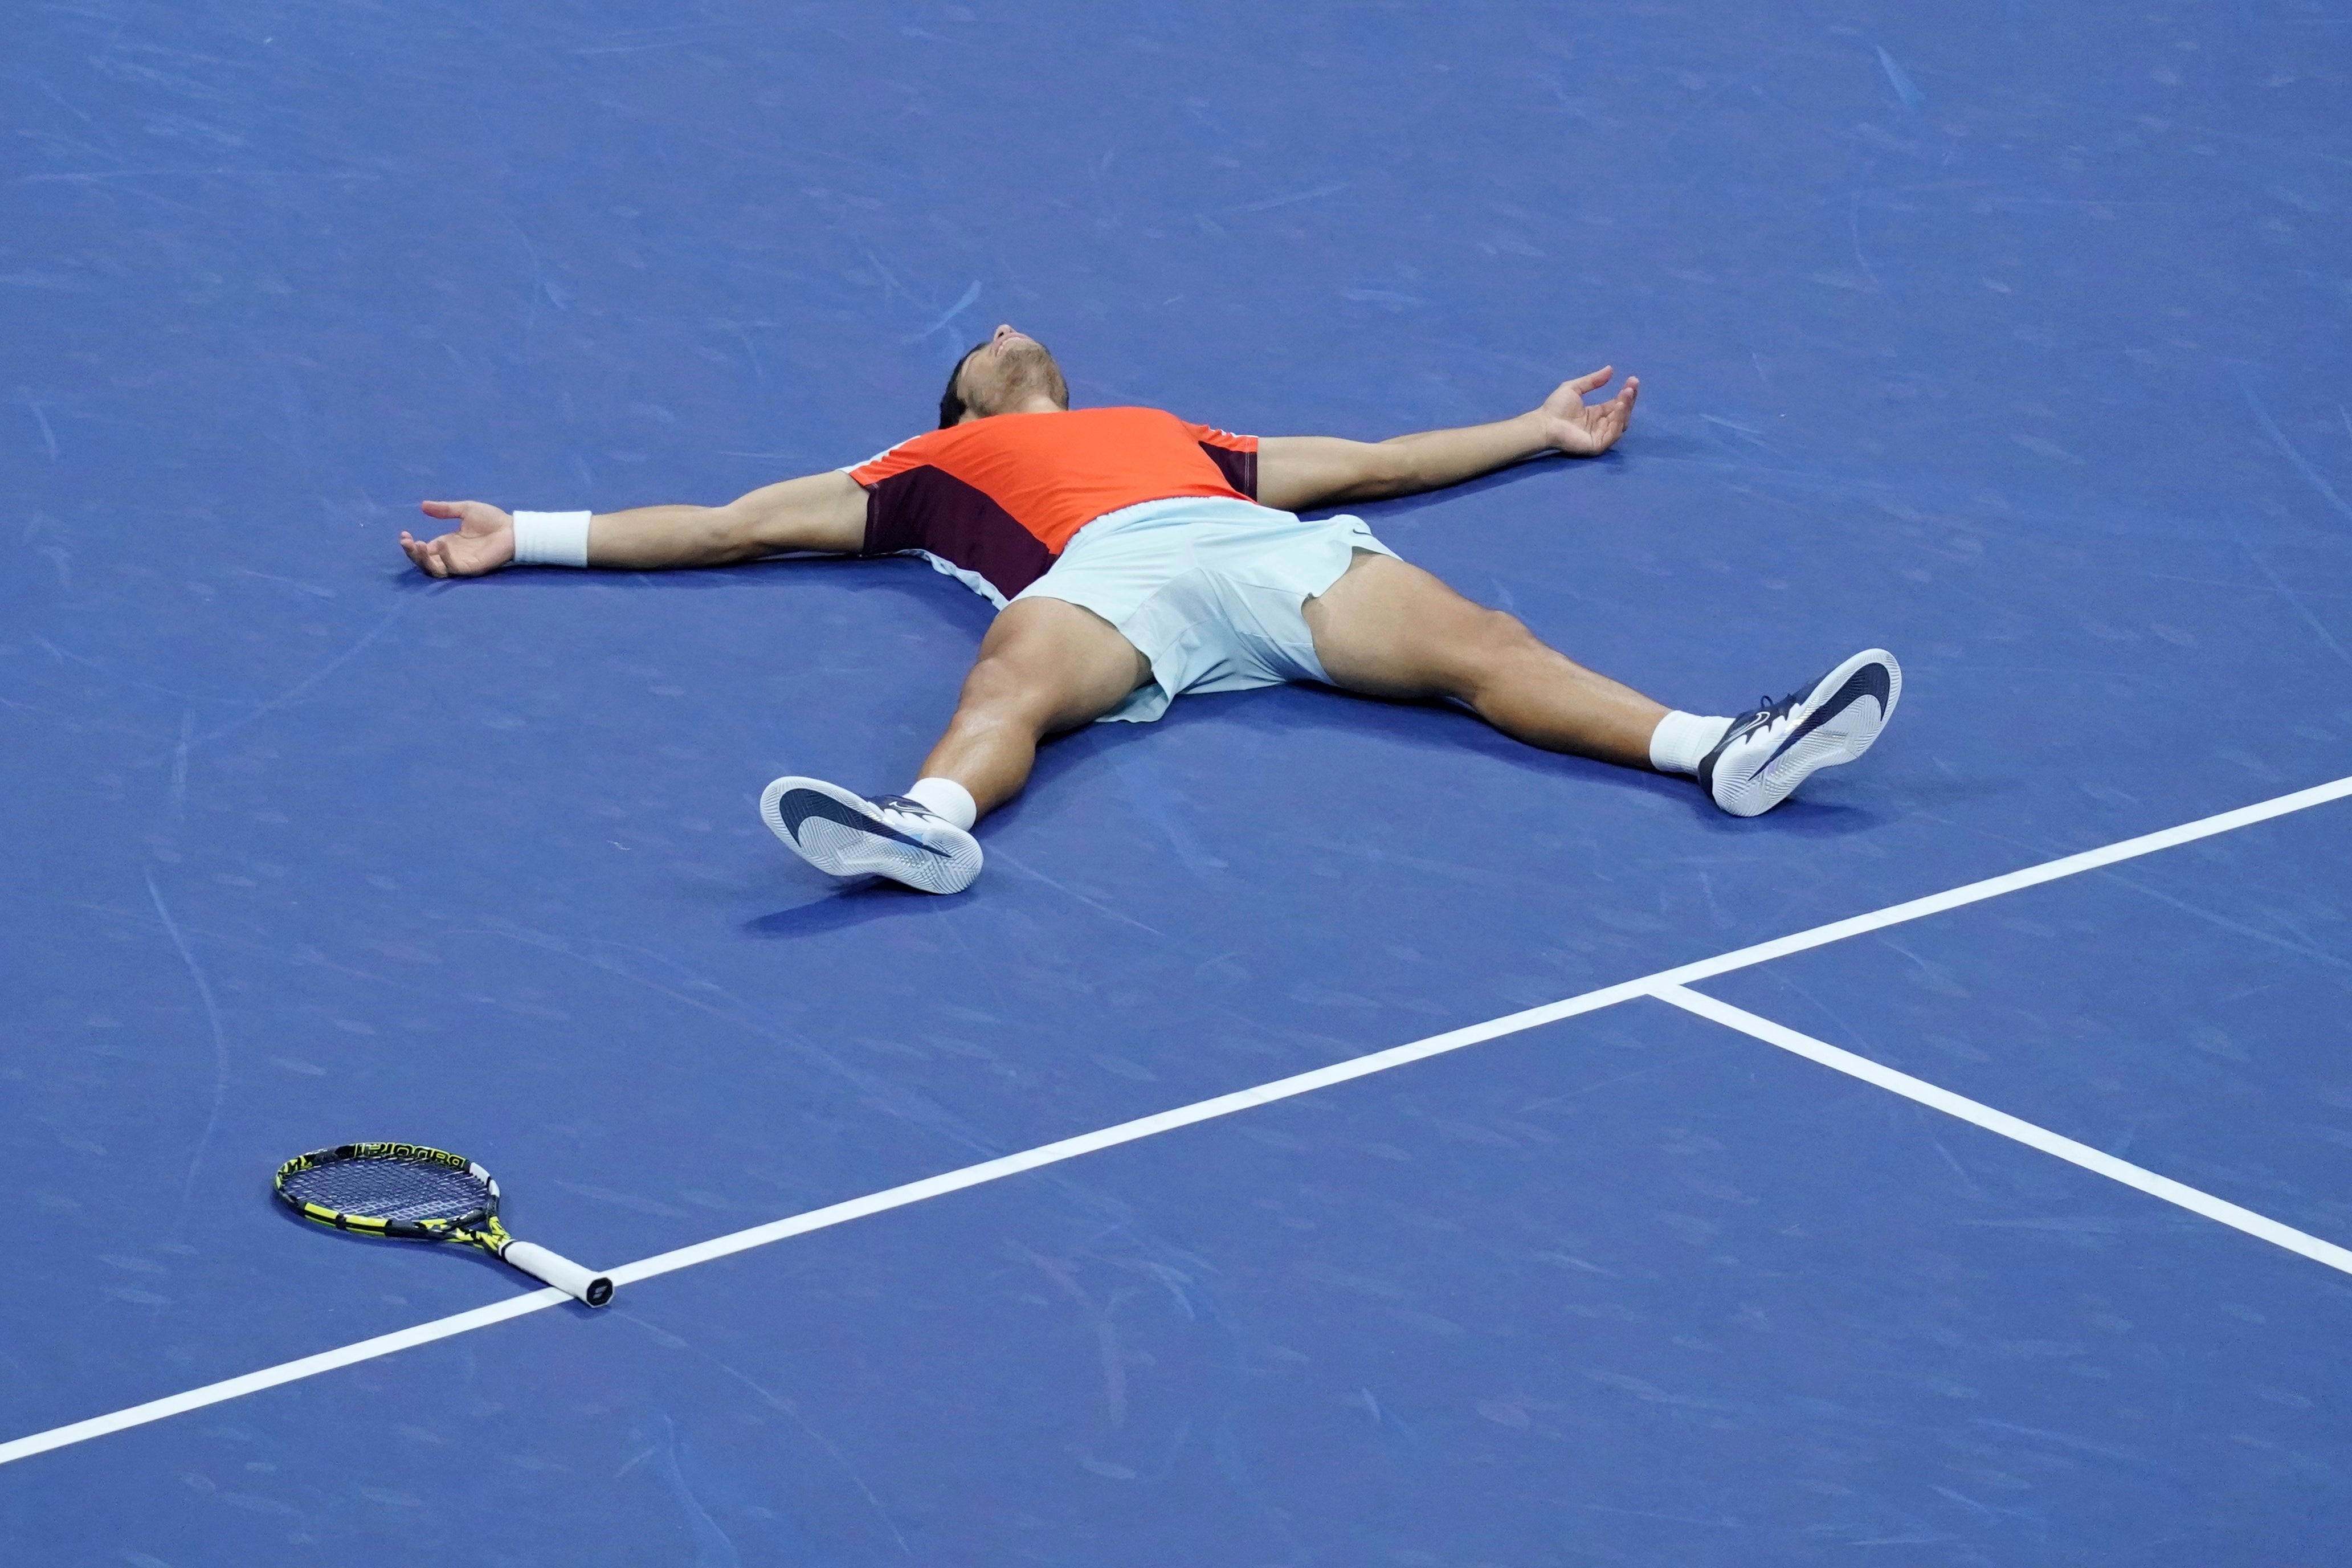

{"left": 273, "top": 1141, "right": 513, "bottom": 1249}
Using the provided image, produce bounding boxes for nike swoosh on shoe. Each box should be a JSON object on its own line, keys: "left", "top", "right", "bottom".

{"left": 775, "top": 787, "right": 948, "bottom": 857}
{"left": 1746, "top": 661, "right": 1894, "bottom": 782}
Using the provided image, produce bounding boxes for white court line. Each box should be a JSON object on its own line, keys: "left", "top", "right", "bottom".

{"left": 4, "top": 772, "right": 2348, "bottom": 1468}
{"left": 1647, "top": 772, "right": 2352, "bottom": 990}
{"left": 1651, "top": 984, "right": 2352, "bottom": 1276}
{"left": 0, "top": 1294, "right": 567, "bottom": 1471}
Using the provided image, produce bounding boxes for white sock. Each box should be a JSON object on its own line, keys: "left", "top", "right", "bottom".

{"left": 1648, "top": 711, "right": 1734, "bottom": 775}
{"left": 903, "top": 777, "right": 977, "bottom": 831}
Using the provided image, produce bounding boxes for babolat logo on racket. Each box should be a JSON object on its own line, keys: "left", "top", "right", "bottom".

{"left": 343, "top": 1141, "right": 469, "bottom": 1168}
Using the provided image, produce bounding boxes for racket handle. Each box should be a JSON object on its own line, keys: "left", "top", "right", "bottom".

{"left": 500, "top": 1239, "right": 615, "bottom": 1307}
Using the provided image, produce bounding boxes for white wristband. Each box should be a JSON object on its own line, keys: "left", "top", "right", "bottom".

{"left": 511, "top": 509, "right": 593, "bottom": 567}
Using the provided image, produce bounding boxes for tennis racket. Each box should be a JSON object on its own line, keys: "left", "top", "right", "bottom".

{"left": 274, "top": 1141, "right": 614, "bottom": 1306}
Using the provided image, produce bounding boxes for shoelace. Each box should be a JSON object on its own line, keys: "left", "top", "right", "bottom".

{"left": 1734, "top": 689, "right": 1804, "bottom": 734}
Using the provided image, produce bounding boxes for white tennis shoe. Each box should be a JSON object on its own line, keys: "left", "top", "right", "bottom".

{"left": 1699, "top": 649, "right": 1902, "bottom": 817}
{"left": 760, "top": 775, "right": 983, "bottom": 894}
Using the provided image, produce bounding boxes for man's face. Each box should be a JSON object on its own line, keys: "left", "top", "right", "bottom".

{"left": 953, "top": 324, "right": 1068, "bottom": 420}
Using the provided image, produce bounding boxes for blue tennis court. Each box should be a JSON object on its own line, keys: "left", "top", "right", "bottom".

{"left": 5, "top": 1, "right": 2349, "bottom": 1562}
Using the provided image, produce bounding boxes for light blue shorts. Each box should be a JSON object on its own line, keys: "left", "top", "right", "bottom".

{"left": 1012, "top": 496, "right": 1399, "bottom": 723}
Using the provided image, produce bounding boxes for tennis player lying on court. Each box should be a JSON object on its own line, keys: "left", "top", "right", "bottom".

{"left": 402, "top": 325, "right": 1901, "bottom": 895}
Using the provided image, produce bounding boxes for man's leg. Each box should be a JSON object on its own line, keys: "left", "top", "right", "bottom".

{"left": 1300, "top": 554, "right": 1670, "bottom": 764}
{"left": 916, "top": 596, "right": 1153, "bottom": 816}
{"left": 1301, "top": 554, "right": 1900, "bottom": 813}
{"left": 761, "top": 598, "right": 1148, "bottom": 892}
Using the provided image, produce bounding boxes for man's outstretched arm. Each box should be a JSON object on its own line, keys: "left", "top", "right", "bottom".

{"left": 1254, "top": 366, "right": 1638, "bottom": 514}
{"left": 399, "top": 470, "right": 868, "bottom": 578}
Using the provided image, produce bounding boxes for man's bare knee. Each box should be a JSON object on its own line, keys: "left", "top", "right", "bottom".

{"left": 1445, "top": 609, "right": 1552, "bottom": 699}
{"left": 952, "top": 654, "right": 1059, "bottom": 731}
{"left": 1476, "top": 607, "right": 1541, "bottom": 651}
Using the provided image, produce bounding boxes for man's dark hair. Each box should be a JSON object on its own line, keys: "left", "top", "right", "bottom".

{"left": 938, "top": 340, "right": 987, "bottom": 428}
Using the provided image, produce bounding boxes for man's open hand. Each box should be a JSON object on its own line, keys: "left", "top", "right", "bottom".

{"left": 402, "top": 500, "right": 515, "bottom": 578}
{"left": 1536, "top": 366, "right": 1639, "bottom": 458}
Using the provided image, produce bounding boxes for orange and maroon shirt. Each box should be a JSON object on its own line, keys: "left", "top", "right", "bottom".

{"left": 848, "top": 406, "right": 1259, "bottom": 603}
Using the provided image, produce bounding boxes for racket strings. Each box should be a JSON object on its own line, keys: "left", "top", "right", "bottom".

{"left": 283, "top": 1155, "right": 491, "bottom": 1224}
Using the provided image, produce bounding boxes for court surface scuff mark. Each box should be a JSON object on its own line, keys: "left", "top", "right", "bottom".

{"left": 1875, "top": 46, "right": 1926, "bottom": 112}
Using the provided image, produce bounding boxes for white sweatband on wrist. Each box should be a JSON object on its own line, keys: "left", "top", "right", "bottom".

{"left": 511, "top": 510, "right": 593, "bottom": 567}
